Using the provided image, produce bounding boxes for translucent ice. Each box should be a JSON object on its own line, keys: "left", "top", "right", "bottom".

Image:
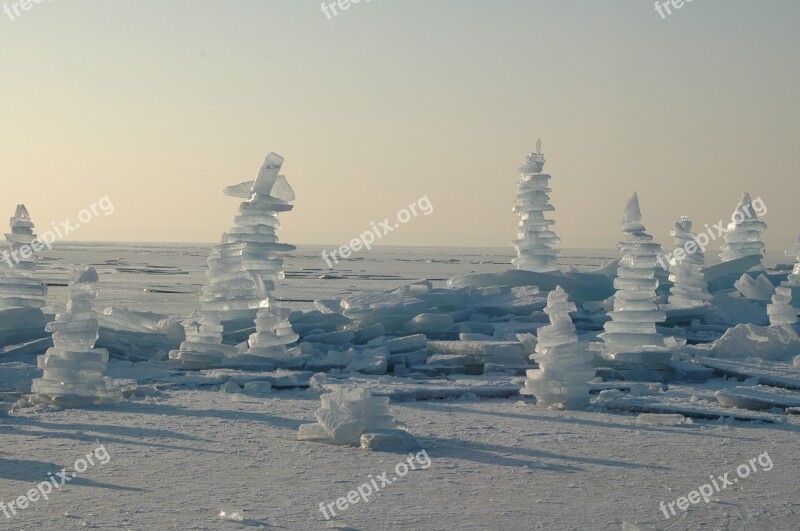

{"left": 520, "top": 287, "right": 594, "bottom": 408}
{"left": 667, "top": 217, "right": 712, "bottom": 308}
{"left": 31, "top": 266, "right": 122, "bottom": 406}
{"left": 511, "top": 140, "right": 560, "bottom": 273}
{"left": 299, "top": 388, "right": 398, "bottom": 445}
{"left": 719, "top": 193, "right": 767, "bottom": 269}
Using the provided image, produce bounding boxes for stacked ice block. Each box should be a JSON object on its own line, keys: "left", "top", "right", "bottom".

{"left": 667, "top": 217, "right": 712, "bottom": 308}
{"left": 719, "top": 193, "right": 767, "bottom": 269}
{"left": 298, "top": 388, "right": 398, "bottom": 445}
{"left": 200, "top": 152, "right": 296, "bottom": 326}
{"left": 600, "top": 193, "right": 671, "bottom": 369}
{"left": 243, "top": 306, "right": 300, "bottom": 362}
{"left": 168, "top": 312, "right": 238, "bottom": 369}
{"left": 31, "top": 266, "right": 121, "bottom": 405}
{"left": 511, "top": 140, "right": 560, "bottom": 273}
{"left": 521, "top": 286, "right": 594, "bottom": 408}
{"left": 780, "top": 235, "right": 800, "bottom": 306}
{"left": 0, "top": 205, "right": 47, "bottom": 345}
{"left": 768, "top": 287, "right": 798, "bottom": 326}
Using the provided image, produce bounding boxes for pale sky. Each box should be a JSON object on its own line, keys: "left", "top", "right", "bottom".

{"left": 1, "top": 1, "right": 798, "bottom": 252}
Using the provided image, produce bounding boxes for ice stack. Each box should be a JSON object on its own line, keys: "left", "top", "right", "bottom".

{"left": 200, "top": 152, "right": 296, "bottom": 331}
{"left": 511, "top": 140, "right": 560, "bottom": 273}
{"left": 242, "top": 306, "right": 301, "bottom": 366}
{"left": 780, "top": 235, "right": 800, "bottom": 306}
{"left": 667, "top": 217, "right": 712, "bottom": 308}
{"left": 31, "top": 266, "right": 121, "bottom": 406}
{"left": 719, "top": 193, "right": 767, "bottom": 270}
{"left": 767, "top": 287, "right": 798, "bottom": 326}
{"left": 0, "top": 204, "right": 47, "bottom": 346}
{"left": 520, "top": 287, "right": 594, "bottom": 408}
{"left": 168, "top": 312, "right": 238, "bottom": 369}
{"left": 599, "top": 193, "right": 671, "bottom": 372}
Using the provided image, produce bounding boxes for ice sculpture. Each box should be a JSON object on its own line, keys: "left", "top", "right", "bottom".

{"left": 31, "top": 266, "right": 121, "bottom": 405}
{"left": 168, "top": 312, "right": 238, "bottom": 369}
{"left": 719, "top": 193, "right": 767, "bottom": 269}
{"left": 734, "top": 273, "right": 775, "bottom": 301}
{"left": 667, "top": 217, "right": 712, "bottom": 308}
{"left": 780, "top": 235, "right": 800, "bottom": 305}
{"left": 520, "top": 286, "right": 594, "bottom": 408}
{"left": 297, "top": 388, "right": 399, "bottom": 445}
{"left": 0, "top": 204, "right": 47, "bottom": 345}
{"left": 600, "top": 193, "right": 671, "bottom": 368}
{"left": 201, "top": 152, "right": 296, "bottom": 325}
{"left": 511, "top": 140, "right": 560, "bottom": 273}
{"left": 243, "top": 305, "right": 300, "bottom": 362}
{"left": 767, "top": 287, "right": 798, "bottom": 326}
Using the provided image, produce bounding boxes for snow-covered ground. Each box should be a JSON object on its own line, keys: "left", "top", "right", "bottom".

{"left": 2, "top": 390, "right": 798, "bottom": 530}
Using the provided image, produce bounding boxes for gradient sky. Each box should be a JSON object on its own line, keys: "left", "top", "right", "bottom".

{"left": 1, "top": 1, "right": 798, "bottom": 253}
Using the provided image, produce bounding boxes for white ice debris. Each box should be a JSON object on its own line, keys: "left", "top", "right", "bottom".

{"left": 710, "top": 323, "right": 800, "bottom": 362}
{"left": 298, "top": 388, "right": 408, "bottom": 446}
{"left": 600, "top": 193, "right": 671, "bottom": 369}
{"left": 520, "top": 286, "right": 594, "bottom": 408}
{"left": 31, "top": 266, "right": 122, "bottom": 406}
{"left": 735, "top": 273, "right": 775, "bottom": 301}
{"left": 667, "top": 216, "right": 711, "bottom": 308}
{"left": 511, "top": 140, "right": 561, "bottom": 273}
{"left": 636, "top": 414, "right": 692, "bottom": 426}
{"left": 719, "top": 192, "right": 767, "bottom": 269}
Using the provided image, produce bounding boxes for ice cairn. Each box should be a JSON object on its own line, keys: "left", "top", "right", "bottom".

{"left": 520, "top": 287, "right": 594, "bottom": 408}
{"left": 200, "top": 152, "right": 297, "bottom": 327}
{"left": 298, "top": 388, "right": 417, "bottom": 450}
{"left": 511, "top": 140, "right": 560, "bottom": 273}
{"left": 31, "top": 266, "right": 122, "bottom": 406}
{"left": 168, "top": 311, "right": 238, "bottom": 369}
{"left": 667, "top": 216, "right": 712, "bottom": 308}
{"left": 0, "top": 205, "right": 47, "bottom": 345}
{"left": 599, "top": 193, "right": 671, "bottom": 370}
{"left": 719, "top": 192, "right": 767, "bottom": 270}
{"left": 780, "top": 235, "right": 800, "bottom": 305}
{"left": 768, "top": 287, "right": 798, "bottom": 326}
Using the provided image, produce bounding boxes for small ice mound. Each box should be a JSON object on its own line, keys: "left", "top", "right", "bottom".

{"left": 359, "top": 429, "right": 420, "bottom": 452}
{"left": 30, "top": 266, "right": 123, "bottom": 406}
{"left": 636, "top": 414, "right": 692, "bottom": 426}
{"left": 667, "top": 217, "right": 712, "bottom": 308}
{"left": 218, "top": 509, "right": 244, "bottom": 522}
{"left": 767, "top": 286, "right": 798, "bottom": 326}
{"left": 168, "top": 312, "right": 238, "bottom": 369}
{"left": 719, "top": 192, "right": 767, "bottom": 270}
{"left": 242, "top": 305, "right": 300, "bottom": 363}
{"left": 511, "top": 140, "right": 561, "bottom": 273}
{"left": 298, "top": 388, "right": 401, "bottom": 446}
{"left": 521, "top": 286, "right": 594, "bottom": 409}
{"left": 710, "top": 323, "right": 800, "bottom": 362}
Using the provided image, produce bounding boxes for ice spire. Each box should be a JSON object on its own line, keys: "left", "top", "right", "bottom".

{"left": 511, "top": 140, "right": 560, "bottom": 273}
{"left": 719, "top": 192, "right": 767, "bottom": 270}
{"left": 667, "top": 216, "right": 712, "bottom": 308}
{"left": 600, "top": 193, "right": 671, "bottom": 369}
